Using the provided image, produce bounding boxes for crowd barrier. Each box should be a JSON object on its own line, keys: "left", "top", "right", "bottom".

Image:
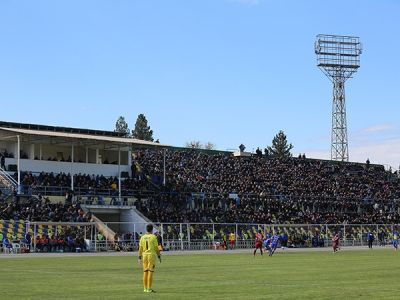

{"left": 1, "top": 221, "right": 398, "bottom": 254}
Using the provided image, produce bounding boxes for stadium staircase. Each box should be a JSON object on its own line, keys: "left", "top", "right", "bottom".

{"left": 0, "top": 167, "right": 18, "bottom": 201}
{"left": 90, "top": 214, "right": 116, "bottom": 242}
{"left": 80, "top": 204, "right": 151, "bottom": 250}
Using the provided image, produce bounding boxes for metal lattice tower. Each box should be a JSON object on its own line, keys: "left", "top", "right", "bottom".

{"left": 315, "top": 34, "right": 362, "bottom": 161}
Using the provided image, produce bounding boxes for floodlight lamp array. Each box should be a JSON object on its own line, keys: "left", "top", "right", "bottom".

{"left": 315, "top": 34, "right": 362, "bottom": 80}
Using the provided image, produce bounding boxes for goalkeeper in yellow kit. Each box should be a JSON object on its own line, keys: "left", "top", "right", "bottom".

{"left": 138, "top": 224, "right": 161, "bottom": 293}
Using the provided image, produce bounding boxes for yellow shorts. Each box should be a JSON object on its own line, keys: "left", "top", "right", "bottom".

{"left": 142, "top": 255, "right": 156, "bottom": 272}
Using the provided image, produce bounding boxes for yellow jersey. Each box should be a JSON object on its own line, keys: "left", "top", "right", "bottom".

{"left": 139, "top": 233, "right": 160, "bottom": 257}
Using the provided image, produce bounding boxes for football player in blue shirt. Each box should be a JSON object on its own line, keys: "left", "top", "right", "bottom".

{"left": 263, "top": 236, "right": 271, "bottom": 252}
{"left": 269, "top": 234, "right": 280, "bottom": 257}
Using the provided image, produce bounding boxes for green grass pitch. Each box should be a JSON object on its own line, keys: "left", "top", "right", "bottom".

{"left": 1, "top": 249, "right": 400, "bottom": 299}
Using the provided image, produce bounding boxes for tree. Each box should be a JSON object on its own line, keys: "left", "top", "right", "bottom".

{"left": 132, "top": 114, "right": 154, "bottom": 141}
{"left": 204, "top": 142, "right": 216, "bottom": 150}
{"left": 185, "top": 141, "right": 203, "bottom": 149}
{"left": 114, "top": 116, "right": 130, "bottom": 137}
{"left": 267, "top": 130, "right": 293, "bottom": 159}
{"left": 185, "top": 141, "right": 216, "bottom": 150}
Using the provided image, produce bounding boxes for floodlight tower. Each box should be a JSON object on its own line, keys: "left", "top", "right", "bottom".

{"left": 315, "top": 34, "right": 362, "bottom": 161}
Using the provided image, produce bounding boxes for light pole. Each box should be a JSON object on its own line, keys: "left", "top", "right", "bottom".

{"left": 315, "top": 34, "right": 362, "bottom": 161}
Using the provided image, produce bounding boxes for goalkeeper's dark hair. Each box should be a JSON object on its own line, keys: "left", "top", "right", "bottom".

{"left": 146, "top": 224, "right": 154, "bottom": 233}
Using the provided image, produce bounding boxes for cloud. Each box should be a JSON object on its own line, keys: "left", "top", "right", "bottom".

{"left": 304, "top": 137, "right": 400, "bottom": 171}
{"left": 302, "top": 149, "right": 330, "bottom": 161}
{"left": 361, "top": 123, "right": 394, "bottom": 134}
{"left": 351, "top": 123, "right": 396, "bottom": 145}
{"left": 303, "top": 123, "right": 400, "bottom": 169}
{"left": 350, "top": 138, "right": 400, "bottom": 170}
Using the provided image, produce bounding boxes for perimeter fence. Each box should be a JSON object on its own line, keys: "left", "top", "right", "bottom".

{"left": 2, "top": 221, "right": 396, "bottom": 254}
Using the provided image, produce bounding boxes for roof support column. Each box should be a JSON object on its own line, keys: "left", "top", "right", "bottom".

{"left": 128, "top": 149, "right": 132, "bottom": 170}
{"left": 96, "top": 148, "right": 99, "bottom": 164}
{"left": 30, "top": 144, "right": 35, "bottom": 160}
{"left": 163, "top": 148, "right": 166, "bottom": 186}
{"left": 118, "top": 147, "right": 121, "bottom": 203}
{"left": 71, "top": 144, "right": 74, "bottom": 191}
{"left": 17, "top": 134, "right": 20, "bottom": 193}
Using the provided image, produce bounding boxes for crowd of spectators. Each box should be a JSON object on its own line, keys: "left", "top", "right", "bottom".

{"left": 133, "top": 148, "right": 400, "bottom": 225}
{"left": 0, "top": 195, "right": 91, "bottom": 222}
{"left": 138, "top": 194, "right": 400, "bottom": 225}
{"left": 136, "top": 149, "right": 397, "bottom": 201}
{"left": 33, "top": 228, "right": 88, "bottom": 253}
{"left": 2, "top": 148, "right": 400, "bottom": 226}
{"left": 3, "top": 146, "right": 400, "bottom": 251}
{"left": 1, "top": 195, "right": 91, "bottom": 253}
{"left": 16, "top": 171, "right": 151, "bottom": 194}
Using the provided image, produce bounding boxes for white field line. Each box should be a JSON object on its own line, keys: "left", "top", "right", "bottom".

{"left": 0, "top": 245, "right": 394, "bottom": 259}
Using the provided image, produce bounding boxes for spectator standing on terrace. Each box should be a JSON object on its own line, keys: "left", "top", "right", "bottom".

{"left": 378, "top": 230, "right": 386, "bottom": 246}
{"left": 3, "top": 237, "right": 12, "bottom": 252}
{"left": 1, "top": 153, "right": 5, "bottom": 169}
{"left": 367, "top": 232, "right": 374, "bottom": 249}
{"left": 111, "top": 181, "right": 117, "bottom": 191}
{"left": 12, "top": 189, "right": 19, "bottom": 208}
{"left": 256, "top": 147, "right": 262, "bottom": 158}
{"left": 35, "top": 235, "right": 42, "bottom": 252}
{"left": 24, "top": 232, "right": 32, "bottom": 251}
{"left": 97, "top": 232, "right": 105, "bottom": 244}
{"left": 131, "top": 162, "right": 136, "bottom": 178}
{"left": 114, "top": 232, "right": 121, "bottom": 251}
{"left": 229, "top": 231, "right": 236, "bottom": 250}
{"left": 66, "top": 234, "right": 75, "bottom": 252}
{"left": 155, "top": 231, "right": 163, "bottom": 252}
{"left": 49, "top": 235, "right": 58, "bottom": 252}
{"left": 65, "top": 190, "right": 73, "bottom": 205}
{"left": 57, "top": 235, "right": 65, "bottom": 252}
{"left": 110, "top": 181, "right": 118, "bottom": 205}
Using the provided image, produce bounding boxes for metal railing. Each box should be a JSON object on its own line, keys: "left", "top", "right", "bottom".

{"left": 16, "top": 184, "right": 157, "bottom": 198}
{"left": 2, "top": 221, "right": 397, "bottom": 254}
{"left": 0, "top": 167, "right": 18, "bottom": 189}
{"left": 9, "top": 184, "right": 400, "bottom": 208}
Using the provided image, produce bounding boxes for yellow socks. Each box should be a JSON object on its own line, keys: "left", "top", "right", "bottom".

{"left": 148, "top": 271, "right": 154, "bottom": 290}
{"left": 143, "top": 271, "right": 149, "bottom": 290}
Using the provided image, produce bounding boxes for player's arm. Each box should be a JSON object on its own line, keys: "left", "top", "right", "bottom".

{"left": 138, "top": 238, "right": 143, "bottom": 262}
{"left": 153, "top": 236, "right": 161, "bottom": 262}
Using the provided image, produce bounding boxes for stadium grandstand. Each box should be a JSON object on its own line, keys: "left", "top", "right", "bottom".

{"left": 1, "top": 120, "right": 400, "bottom": 253}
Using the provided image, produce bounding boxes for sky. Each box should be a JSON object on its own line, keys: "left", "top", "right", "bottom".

{"left": 0, "top": 0, "right": 399, "bottom": 169}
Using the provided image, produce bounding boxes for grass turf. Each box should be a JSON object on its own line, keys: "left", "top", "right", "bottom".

{"left": 1, "top": 249, "right": 400, "bottom": 299}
